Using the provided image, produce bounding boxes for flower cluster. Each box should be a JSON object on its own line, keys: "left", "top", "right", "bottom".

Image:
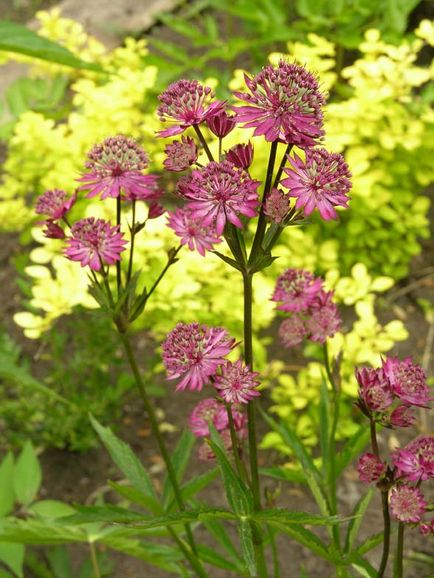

{"left": 162, "top": 322, "right": 260, "bottom": 461}
{"left": 35, "top": 188, "right": 76, "bottom": 239}
{"left": 272, "top": 268, "right": 341, "bottom": 347}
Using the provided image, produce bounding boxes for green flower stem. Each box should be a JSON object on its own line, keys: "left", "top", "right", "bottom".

{"left": 268, "top": 524, "right": 280, "bottom": 578}
{"left": 146, "top": 246, "right": 182, "bottom": 302}
{"left": 116, "top": 196, "right": 122, "bottom": 292}
{"left": 272, "top": 143, "right": 293, "bottom": 189}
{"left": 126, "top": 199, "right": 136, "bottom": 284}
{"left": 89, "top": 542, "right": 101, "bottom": 578}
{"left": 395, "top": 523, "right": 405, "bottom": 578}
{"left": 119, "top": 332, "right": 206, "bottom": 576}
{"left": 226, "top": 403, "right": 246, "bottom": 482}
{"left": 370, "top": 418, "right": 390, "bottom": 578}
{"left": 194, "top": 125, "right": 214, "bottom": 163}
{"left": 249, "top": 140, "right": 278, "bottom": 262}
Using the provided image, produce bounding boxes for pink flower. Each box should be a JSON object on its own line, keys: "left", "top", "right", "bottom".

{"left": 355, "top": 366, "right": 394, "bottom": 413}
{"left": 163, "top": 136, "right": 199, "bottom": 172}
{"left": 162, "top": 322, "right": 235, "bottom": 391}
{"left": 278, "top": 315, "right": 307, "bottom": 348}
{"left": 264, "top": 188, "right": 290, "bottom": 224}
{"left": 389, "top": 405, "right": 416, "bottom": 428}
{"left": 357, "top": 452, "right": 387, "bottom": 483}
{"left": 281, "top": 149, "right": 351, "bottom": 221}
{"left": 65, "top": 218, "right": 127, "bottom": 271}
{"left": 226, "top": 142, "right": 254, "bottom": 170}
{"left": 78, "top": 136, "right": 157, "bottom": 200}
{"left": 233, "top": 60, "right": 325, "bottom": 146}
{"left": 181, "top": 161, "right": 260, "bottom": 235}
{"left": 41, "top": 220, "right": 66, "bottom": 239}
{"left": 157, "top": 80, "right": 224, "bottom": 137}
{"left": 189, "top": 398, "right": 228, "bottom": 437}
{"left": 272, "top": 268, "right": 323, "bottom": 313}
{"left": 419, "top": 523, "right": 432, "bottom": 536}
{"left": 392, "top": 436, "right": 434, "bottom": 482}
{"left": 147, "top": 200, "right": 165, "bottom": 219}
{"left": 167, "top": 207, "right": 222, "bottom": 256}
{"left": 35, "top": 189, "right": 76, "bottom": 220}
{"left": 206, "top": 110, "right": 236, "bottom": 138}
{"left": 382, "top": 357, "right": 431, "bottom": 407}
{"left": 214, "top": 360, "right": 260, "bottom": 404}
{"left": 390, "top": 485, "right": 426, "bottom": 523}
{"left": 306, "top": 291, "right": 341, "bottom": 343}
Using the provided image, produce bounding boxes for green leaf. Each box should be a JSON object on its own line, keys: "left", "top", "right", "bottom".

{"left": 352, "top": 532, "right": 384, "bottom": 557}
{"left": 89, "top": 416, "right": 160, "bottom": 513}
{"left": 28, "top": 500, "right": 76, "bottom": 520}
{"left": 318, "top": 378, "right": 330, "bottom": 478}
{"left": 197, "top": 545, "right": 243, "bottom": 573}
{"left": 167, "top": 468, "right": 219, "bottom": 511}
{"left": 239, "top": 518, "right": 256, "bottom": 576}
{"left": 45, "top": 546, "right": 73, "bottom": 578}
{"left": 0, "top": 519, "right": 88, "bottom": 544}
{"left": 201, "top": 517, "right": 244, "bottom": 564}
{"left": 350, "top": 554, "right": 378, "bottom": 578}
{"left": 335, "top": 426, "right": 370, "bottom": 477}
{"left": 13, "top": 442, "right": 41, "bottom": 507}
{"left": 0, "top": 452, "right": 15, "bottom": 517}
{"left": 108, "top": 482, "right": 162, "bottom": 514}
{"left": 252, "top": 509, "right": 337, "bottom": 526}
{"left": 269, "top": 521, "right": 336, "bottom": 562}
{"left": 162, "top": 429, "right": 195, "bottom": 508}
{"left": 0, "top": 21, "right": 103, "bottom": 72}
{"left": 345, "top": 489, "right": 374, "bottom": 553}
{"left": 260, "top": 466, "right": 306, "bottom": 484}
{"left": 0, "top": 542, "right": 24, "bottom": 578}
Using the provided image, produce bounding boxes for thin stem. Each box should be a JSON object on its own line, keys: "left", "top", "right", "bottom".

{"left": 193, "top": 124, "right": 214, "bottom": 162}
{"left": 369, "top": 418, "right": 380, "bottom": 457}
{"left": 89, "top": 542, "right": 101, "bottom": 578}
{"left": 169, "top": 529, "right": 208, "bottom": 578}
{"left": 249, "top": 140, "right": 278, "bottom": 262}
{"left": 226, "top": 403, "right": 245, "bottom": 481}
{"left": 268, "top": 524, "right": 280, "bottom": 578}
{"left": 218, "top": 137, "right": 223, "bottom": 162}
{"left": 146, "top": 246, "right": 181, "bottom": 302}
{"left": 126, "top": 200, "right": 136, "bottom": 284}
{"left": 272, "top": 143, "right": 293, "bottom": 189}
{"left": 378, "top": 490, "right": 391, "bottom": 578}
{"left": 395, "top": 522, "right": 405, "bottom": 578}
{"left": 119, "top": 333, "right": 203, "bottom": 570}
{"left": 116, "top": 196, "right": 122, "bottom": 292}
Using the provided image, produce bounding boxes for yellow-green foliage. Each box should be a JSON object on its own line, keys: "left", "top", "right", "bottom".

{"left": 261, "top": 263, "right": 408, "bottom": 454}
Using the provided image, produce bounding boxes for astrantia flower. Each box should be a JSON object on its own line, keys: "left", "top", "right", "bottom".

{"left": 157, "top": 80, "right": 224, "bottom": 137}
{"left": 355, "top": 366, "right": 394, "bottom": 414}
{"left": 182, "top": 161, "right": 260, "bottom": 235}
{"left": 357, "top": 452, "right": 387, "bottom": 484}
{"left": 389, "top": 405, "right": 416, "bottom": 428}
{"left": 233, "top": 60, "right": 325, "bottom": 146}
{"left": 41, "top": 220, "right": 66, "bottom": 239}
{"left": 163, "top": 136, "right": 199, "bottom": 172}
{"left": 162, "top": 322, "right": 235, "bottom": 391}
{"left": 206, "top": 110, "right": 236, "bottom": 138}
{"left": 390, "top": 485, "right": 426, "bottom": 523}
{"left": 278, "top": 315, "right": 307, "bottom": 348}
{"left": 281, "top": 149, "right": 351, "bottom": 220}
{"left": 167, "top": 207, "right": 222, "bottom": 256}
{"left": 383, "top": 357, "right": 431, "bottom": 407}
{"left": 78, "top": 136, "right": 157, "bottom": 200}
{"left": 306, "top": 291, "right": 341, "bottom": 343}
{"left": 214, "top": 360, "right": 260, "bottom": 404}
{"left": 272, "top": 268, "right": 323, "bottom": 313}
{"left": 65, "top": 218, "right": 127, "bottom": 271}
{"left": 35, "top": 189, "right": 76, "bottom": 220}
{"left": 392, "top": 436, "right": 434, "bottom": 482}
{"left": 189, "top": 398, "right": 228, "bottom": 437}
{"left": 226, "top": 142, "right": 254, "bottom": 170}
{"left": 264, "top": 188, "right": 290, "bottom": 224}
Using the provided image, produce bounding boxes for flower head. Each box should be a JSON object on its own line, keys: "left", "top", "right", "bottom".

{"left": 181, "top": 161, "right": 260, "bottom": 235}
{"left": 157, "top": 80, "right": 224, "bottom": 137}
{"left": 226, "top": 142, "right": 254, "bottom": 170}
{"left": 264, "top": 188, "right": 290, "bottom": 224}
{"left": 65, "top": 217, "right": 127, "bottom": 271}
{"left": 278, "top": 315, "right": 307, "bottom": 348}
{"left": 383, "top": 357, "right": 431, "bottom": 407}
{"left": 214, "top": 360, "right": 260, "bottom": 404}
{"left": 233, "top": 60, "right": 325, "bottom": 146}
{"left": 392, "top": 436, "right": 434, "bottom": 482}
{"left": 198, "top": 430, "right": 232, "bottom": 461}
{"left": 189, "top": 398, "right": 228, "bottom": 437}
{"left": 390, "top": 485, "right": 426, "bottom": 523}
{"left": 163, "top": 136, "right": 199, "bottom": 172}
{"left": 272, "top": 268, "right": 323, "bottom": 313}
{"left": 357, "top": 452, "right": 387, "bottom": 483}
{"left": 167, "top": 207, "right": 222, "bottom": 256}
{"left": 281, "top": 149, "right": 351, "bottom": 220}
{"left": 355, "top": 366, "right": 394, "bottom": 414}
{"left": 35, "top": 189, "right": 76, "bottom": 221}
{"left": 78, "top": 136, "right": 157, "bottom": 200}
{"left": 41, "top": 220, "right": 66, "bottom": 239}
{"left": 162, "top": 322, "right": 235, "bottom": 391}
{"left": 306, "top": 291, "right": 341, "bottom": 343}
{"left": 206, "top": 110, "right": 236, "bottom": 138}
{"left": 389, "top": 405, "right": 416, "bottom": 428}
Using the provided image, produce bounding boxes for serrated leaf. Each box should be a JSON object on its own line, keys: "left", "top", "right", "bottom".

{"left": 260, "top": 466, "right": 306, "bottom": 484}
{"left": 0, "top": 452, "right": 15, "bottom": 517}
{"left": 345, "top": 489, "right": 374, "bottom": 553}
{"left": 350, "top": 554, "right": 378, "bottom": 577}
{"left": 167, "top": 468, "right": 219, "bottom": 511}
{"left": 0, "top": 519, "right": 88, "bottom": 544}
{"left": 13, "top": 441, "right": 41, "bottom": 507}
{"left": 108, "top": 482, "right": 162, "bottom": 513}
{"left": 162, "top": 429, "right": 195, "bottom": 509}
{"left": 239, "top": 518, "right": 256, "bottom": 576}
{"left": 351, "top": 532, "right": 384, "bottom": 557}
{"left": 28, "top": 500, "right": 76, "bottom": 520}
{"left": 60, "top": 505, "right": 149, "bottom": 525}
{"left": 197, "top": 544, "right": 243, "bottom": 573}
{"left": 0, "top": 21, "right": 103, "bottom": 71}
{"left": 0, "top": 542, "right": 24, "bottom": 578}
{"left": 252, "top": 509, "right": 337, "bottom": 526}
{"left": 318, "top": 377, "right": 330, "bottom": 478}
{"left": 269, "top": 521, "right": 335, "bottom": 562}
{"left": 201, "top": 517, "right": 243, "bottom": 564}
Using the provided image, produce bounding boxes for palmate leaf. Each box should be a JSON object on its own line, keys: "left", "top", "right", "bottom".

{"left": 0, "top": 21, "right": 103, "bottom": 71}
